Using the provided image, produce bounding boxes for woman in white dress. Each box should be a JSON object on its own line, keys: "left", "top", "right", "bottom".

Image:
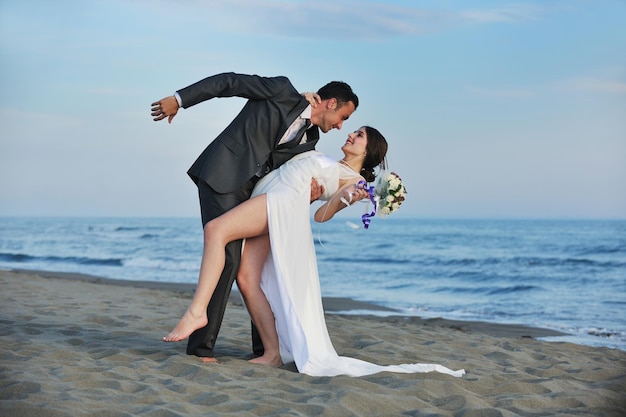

{"left": 164, "top": 126, "right": 465, "bottom": 378}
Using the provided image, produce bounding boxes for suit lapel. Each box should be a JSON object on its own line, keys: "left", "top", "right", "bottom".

{"left": 276, "top": 120, "right": 311, "bottom": 150}
{"left": 275, "top": 101, "right": 311, "bottom": 147}
{"left": 269, "top": 125, "right": 319, "bottom": 170}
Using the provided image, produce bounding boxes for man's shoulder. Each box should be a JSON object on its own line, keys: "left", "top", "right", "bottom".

{"left": 227, "top": 72, "right": 293, "bottom": 87}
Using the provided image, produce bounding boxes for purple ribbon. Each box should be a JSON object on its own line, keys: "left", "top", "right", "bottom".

{"left": 358, "top": 180, "right": 377, "bottom": 229}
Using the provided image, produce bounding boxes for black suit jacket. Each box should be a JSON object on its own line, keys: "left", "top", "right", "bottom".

{"left": 181, "top": 72, "right": 320, "bottom": 194}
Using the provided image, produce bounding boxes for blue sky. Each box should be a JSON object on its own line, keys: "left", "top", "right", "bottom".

{"left": 1, "top": 0, "right": 624, "bottom": 219}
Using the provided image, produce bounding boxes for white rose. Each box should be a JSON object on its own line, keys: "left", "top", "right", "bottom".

{"left": 386, "top": 195, "right": 395, "bottom": 203}
{"left": 389, "top": 178, "right": 401, "bottom": 189}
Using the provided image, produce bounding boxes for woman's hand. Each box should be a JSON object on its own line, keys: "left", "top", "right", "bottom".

{"left": 301, "top": 92, "right": 321, "bottom": 107}
{"left": 341, "top": 183, "right": 370, "bottom": 206}
{"left": 315, "top": 181, "right": 370, "bottom": 222}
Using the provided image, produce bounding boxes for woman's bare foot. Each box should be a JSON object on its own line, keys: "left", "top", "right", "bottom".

{"left": 162, "top": 308, "right": 208, "bottom": 342}
{"left": 249, "top": 353, "right": 282, "bottom": 368}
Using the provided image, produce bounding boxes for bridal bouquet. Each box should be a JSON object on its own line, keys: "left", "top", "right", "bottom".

{"left": 352, "top": 171, "right": 407, "bottom": 229}
{"left": 374, "top": 171, "right": 407, "bottom": 217}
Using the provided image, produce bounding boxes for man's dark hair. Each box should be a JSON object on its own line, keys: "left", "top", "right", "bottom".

{"left": 317, "top": 81, "right": 359, "bottom": 110}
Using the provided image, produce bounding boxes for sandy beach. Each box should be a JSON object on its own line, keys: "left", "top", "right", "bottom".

{"left": 1, "top": 269, "right": 624, "bottom": 417}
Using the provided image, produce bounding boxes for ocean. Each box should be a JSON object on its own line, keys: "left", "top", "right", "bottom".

{"left": 1, "top": 216, "right": 624, "bottom": 351}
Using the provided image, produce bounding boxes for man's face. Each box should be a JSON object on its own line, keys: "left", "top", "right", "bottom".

{"left": 316, "top": 100, "right": 356, "bottom": 133}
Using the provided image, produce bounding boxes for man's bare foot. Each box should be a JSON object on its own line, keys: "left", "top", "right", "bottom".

{"left": 249, "top": 354, "right": 282, "bottom": 368}
{"left": 200, "top": 357, "right": 219, "bottom": 364}
{"left": 162, "top": 309, "right": 208, "bottom": 342}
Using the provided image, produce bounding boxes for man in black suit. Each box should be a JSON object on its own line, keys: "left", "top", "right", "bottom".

{"left": 151, "top": 72, "right": 358, "bottom": 361}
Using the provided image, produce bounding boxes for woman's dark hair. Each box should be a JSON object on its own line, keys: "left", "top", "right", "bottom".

{"left": 361, "top": 126, "right": 388, "bottom": 182}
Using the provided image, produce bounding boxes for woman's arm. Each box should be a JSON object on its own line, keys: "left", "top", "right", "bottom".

{"left": 314, "top": 178, "right": 370, "bottom": 222}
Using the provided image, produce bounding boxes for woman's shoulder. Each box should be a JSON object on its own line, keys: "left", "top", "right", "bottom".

{"left": 337, "top": 162, "right": 365, "bottom": 182}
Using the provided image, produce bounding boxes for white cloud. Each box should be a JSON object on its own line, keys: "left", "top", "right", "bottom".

{"left": 556, "top": 77, "right": 626, "bottom": 94}
{"left": 143, "top": 0, "right": 547, "bottom": 40}
{"left": 460, "top": 4, "right": 542, "bottom": 23}
{"left": 0, "top": 107, "right": 82, "bottom": 130}
{"left": 467, "top": 72, "right": 626, "bottom": 99}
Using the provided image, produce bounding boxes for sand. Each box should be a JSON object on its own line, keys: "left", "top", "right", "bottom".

{"left": 1, "top": 269, "right": 624, "bottom": 417}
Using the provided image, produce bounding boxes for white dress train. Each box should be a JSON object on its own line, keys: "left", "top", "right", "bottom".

{"left": 251, "top": 151, "right": 465, "bottom": 377}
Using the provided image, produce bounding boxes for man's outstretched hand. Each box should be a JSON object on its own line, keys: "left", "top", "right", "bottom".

{"left": 310, "top": 178, "right": 324, "bottom": 203}
{"left": 151, "top": 96, "right": 179, "bottom": 123}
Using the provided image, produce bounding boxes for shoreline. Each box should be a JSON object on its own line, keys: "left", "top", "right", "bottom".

{"left": 9, "top": 267, "right": 566, "bottom": 340}
{"left": 2, "top": 268, "right": 625, "bottom": 416}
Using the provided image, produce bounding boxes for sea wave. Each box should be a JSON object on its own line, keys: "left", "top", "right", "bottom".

{"left": 321, "top": 254, "right": 625, "bottom": 269}
{"left": 0, "top": 252, "right": 123, "bottom": 266}
{"left": 432, "top": 284, "right": 541, "bottom": 295}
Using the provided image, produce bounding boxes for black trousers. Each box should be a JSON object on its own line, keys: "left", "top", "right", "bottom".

{"left": 186, "top": 178, "right": 264, "bottom": 358}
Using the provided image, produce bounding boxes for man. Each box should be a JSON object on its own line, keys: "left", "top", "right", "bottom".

{"left": 151, "top": 72, "right": 358, "bottom": 361}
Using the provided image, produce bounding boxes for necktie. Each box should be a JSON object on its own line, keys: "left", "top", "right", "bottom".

{"left": 279, "top": 119, "right": 310, "bottom": 149}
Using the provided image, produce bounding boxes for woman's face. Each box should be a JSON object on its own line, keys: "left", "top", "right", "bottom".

{"left": 342, "top": 127, "right": 368, "bottom": 158}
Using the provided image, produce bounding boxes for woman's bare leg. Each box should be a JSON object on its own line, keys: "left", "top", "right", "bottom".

{"left": 237, "top": 234, "right": 282, "bottom": 367}
{"left": 163, "top": 194, "right": 269, "bottom": 342}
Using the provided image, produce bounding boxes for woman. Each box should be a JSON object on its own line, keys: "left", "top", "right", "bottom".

{"left": 164, "top": 126, "right": 464, "bottom": 378}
